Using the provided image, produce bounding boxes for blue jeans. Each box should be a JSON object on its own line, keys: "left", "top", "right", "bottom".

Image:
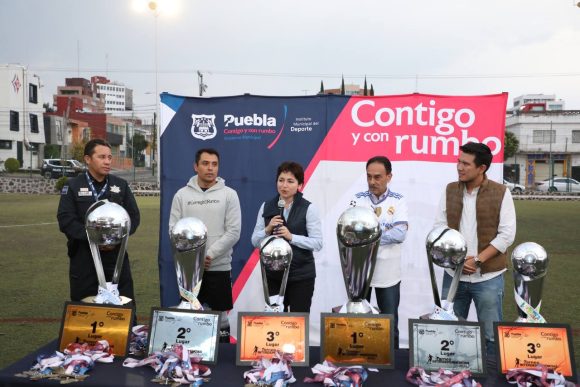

{"left": 441, "top": 272, "right": 504, "bottom": 358}
{"left": 366, "top": 282, "right": 400, "bottom": 349}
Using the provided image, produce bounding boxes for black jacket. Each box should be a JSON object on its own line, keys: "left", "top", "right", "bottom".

{"left": 263, "top": 192, "right": 315, "bottom": 282}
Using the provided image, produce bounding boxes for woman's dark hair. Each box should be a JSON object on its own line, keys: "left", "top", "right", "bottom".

{"left": 276, "top": 161, "right": 304, "bottom": 185}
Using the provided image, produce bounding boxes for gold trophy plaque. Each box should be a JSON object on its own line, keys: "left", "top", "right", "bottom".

{"left": 320, "top": 313, "right": 394, "bottom": 369}
{"left": 58, "top": 302, "right": 134, "bottom": 356}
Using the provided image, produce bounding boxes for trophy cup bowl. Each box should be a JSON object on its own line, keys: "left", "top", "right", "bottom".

{"left": 426, "top": 226, "right": 467, "bottom": 269}
{"left": 170, "top": 217, "right": 208, "bottom": 310}
{"left": 511, "top": 242, "right": 548, "bottom": 322}
{"left": 336, "top": 206, "right": 382, "bottom": 313}
{"left": 259, "top": 236, "right": 293, "bottom": 312}
{"left": 424, "top": 226, "right": 467, "bottom": 319}
{"left": 84, "top": 200, "right": 132, "bottom": 304}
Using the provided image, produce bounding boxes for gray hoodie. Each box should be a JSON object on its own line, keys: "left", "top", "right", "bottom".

{"left": 169, "top": 175, "right": 241, "bottom": 271}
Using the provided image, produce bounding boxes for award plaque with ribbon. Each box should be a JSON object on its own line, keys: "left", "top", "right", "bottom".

{"left": 495, "top": 322, "right": 577, "bottom": 381}
{"left": 147, "top": 308, "right": 221, "bottom": 364}
{"left": 409, "top": 319, "right": 487, "bottom": 376}
{"left": 320, "top": 313, "right": 394, "bottom": 368}
{"left": 424, "top": 226, "right": 467, "bottom": 321}
{"left": 236, "top": 312, "right": 309, "bottom": 366}
{"left": 334, "top": 206, "right": 381, "bottom": 314}
{"left": 511, "top": 242, "right": 548, "bottom": 323}
{"left": 84, "top": 199, "right": 132, "bottom": 305}
{"left": 259, "top": 236, "right": 293, "bottom": 312}
{"left": 170, "top": 217, "right": 208, "bottom": 310}
{"left": 59, "top": 301, "right": 134, "bottom": 356}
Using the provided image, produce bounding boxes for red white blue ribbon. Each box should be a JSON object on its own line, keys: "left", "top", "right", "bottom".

{"left": 16, "top": 340, "right": 114, "bottom": 382}
{"left": 406, "top": 367, "right": 481, "bottom": 387}
{"left": 123, "top": 343, "right": 210, "bottom": 385}
{"left": 304, "top": 360, "right": 368, "bottom": 387}
{"left": 506, "top": 365, "right": 574, "bottom": 386}
{"left": 243, "top": 350, "right": 295, "bottom": 387}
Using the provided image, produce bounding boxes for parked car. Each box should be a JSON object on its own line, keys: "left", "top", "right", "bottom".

{"left": 535, "top": 177, "right": 580, "bottom": 193}
{"left": 503, "top": 179, "right": 525, "bottom": 194}
{"left": 40, "top": 159, "right": 86, "bottom": 179}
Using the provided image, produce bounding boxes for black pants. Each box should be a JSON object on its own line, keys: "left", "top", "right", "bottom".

{"left": 68, "top": 243, "right": 135, "bottom": 302}
{"left": 198, "top": 270, "right": 233, "bottom": 311}
{"left": 267, "top": 277, "right": 315, "bottom": 313}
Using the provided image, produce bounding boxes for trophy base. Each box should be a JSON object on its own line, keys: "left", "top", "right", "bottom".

{"left": 264, "top": 304, "right": 284, "bottom": 313}
{"left": 81, "top": 295, "right": 133, "bottom": 305}
{"left": 333, "top": 300, "right": 379, "bottom": 314}
{"left": 174, "top": 300, "right": 203, "bottom": 310}
{"left": 421, "top": 305, "right": 465, "bottom": 321}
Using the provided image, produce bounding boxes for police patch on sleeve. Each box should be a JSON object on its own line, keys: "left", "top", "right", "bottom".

{"left": 61, "top": 185, "right": 69, "bottom": 195}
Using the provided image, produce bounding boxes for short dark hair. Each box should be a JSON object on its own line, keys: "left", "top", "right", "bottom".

{"left": 366, "top": 156, "right": 392, "bottom": 174}
{"left": 84, "top": 139, "right": 111, "bottom": 157}
{"left": 195, "top": 148, "right": 220, "bottom": 164}
{"left": 277, "top": 161, "right": 304, "bottom": 185}
{"left": 460, "top": 142, "right": 492, "bottom": 173}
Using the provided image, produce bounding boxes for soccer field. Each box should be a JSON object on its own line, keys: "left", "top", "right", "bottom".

{"left": 0, "top": 194, "right": 578, "bottom": 370}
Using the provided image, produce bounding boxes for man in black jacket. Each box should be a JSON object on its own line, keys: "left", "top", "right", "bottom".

{"left": 57, "top": 139, "right": 140, "bottom": 303}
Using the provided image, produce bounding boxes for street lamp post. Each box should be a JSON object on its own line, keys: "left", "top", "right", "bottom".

{"left": 148, "top": 1, "right": 159, "bottom": 178}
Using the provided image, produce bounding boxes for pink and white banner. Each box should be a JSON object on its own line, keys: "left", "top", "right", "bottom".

{"left": 159, "top": 92, "right": 508, "bottom": 347}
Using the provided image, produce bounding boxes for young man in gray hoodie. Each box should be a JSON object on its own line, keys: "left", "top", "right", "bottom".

{"left": 169, "top": 148, "right": 242, "bottom": 341}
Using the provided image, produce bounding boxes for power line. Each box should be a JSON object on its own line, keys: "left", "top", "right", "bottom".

{"left": 26, "top": 66, "right": 580, "bottom": 80}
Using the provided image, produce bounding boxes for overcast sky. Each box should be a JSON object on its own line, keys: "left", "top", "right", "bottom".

{"left": 2, "top": 0, "right": 580, "bottom": 120}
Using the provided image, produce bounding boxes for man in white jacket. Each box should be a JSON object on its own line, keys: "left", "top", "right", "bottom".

{"left": 169, "top": 148, "right": 241, "bottom": 341}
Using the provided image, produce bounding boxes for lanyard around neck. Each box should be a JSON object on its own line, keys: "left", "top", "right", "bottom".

{"left": 85, "top": 171, "right": 109, "bottom": 202}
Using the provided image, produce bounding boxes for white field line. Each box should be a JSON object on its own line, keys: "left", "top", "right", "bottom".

{"left": 0, "top": 222, "right": 57, "bottom": 228}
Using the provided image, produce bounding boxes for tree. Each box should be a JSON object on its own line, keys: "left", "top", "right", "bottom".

{"left": 370, "top": 84, "right": 375, "bottom": 96}
{"left": 132, "top": 133, "right": 149, "bottom": 162}
{"left": 319, "top": 81, "right": 324, "bottom": 94}
{"left": 504, "top": 131, "right": 519, "bottom": 159}
{"left": 70, "top": 141, "right": 86, "bottom": 162}
{"left": 363, "top": 76, "right": 368, "bottom": 96}
{"left": 44, "top": 144, "right": 61, "bottom": 158}
{"left": 340, "top": 75, "right": 345, "bottom": 95}
{"left": 43, "top": 103, "right": 55, "bottom": 113}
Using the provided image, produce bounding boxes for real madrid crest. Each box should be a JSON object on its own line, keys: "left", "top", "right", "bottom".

{"left": 191, "top": 114, "right": 217, "bottom": 140}
{"left": 387, "top": 206, "right": 395, "bottom": 215}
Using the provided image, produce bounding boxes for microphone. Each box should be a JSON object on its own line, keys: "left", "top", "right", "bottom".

{"left": 277, "top": 197, "right": 285, "bottom": 224}
{"left": 275, "top": 197, "right": 285, "bottom": 233}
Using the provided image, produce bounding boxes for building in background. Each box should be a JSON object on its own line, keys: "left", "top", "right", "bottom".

{"left": 54, "top": 77, "right": 105, "bottom": 113}
{"left": 512, "top": 94, "right": 565, "bottom": 111}
{"left": 505, "top": 95, "right": 580, "bottom": 188}
{"left": 0, "top": 64, "right": 45, "bottom": 169}
{"left": 93, "top": 76, "right": 133, "bottom": 113}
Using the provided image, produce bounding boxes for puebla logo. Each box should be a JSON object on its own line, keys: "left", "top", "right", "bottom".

{"left": 191, "top": 114, "right": 217, "bottom": 140}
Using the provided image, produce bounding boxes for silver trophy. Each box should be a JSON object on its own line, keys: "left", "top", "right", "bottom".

{"left": 511, "top": 242, "right": 548, "bottom": 323}
{"left": 425, "top": 226, "right": 467, "bottom": 320}
{"left": 259, "top": 236, "right": 293, "bottom": 312}
{"left": 84, "top": 199, "right": 131, "bottom": 305}
{"left": 170, "top": 217, "right": 208, "bottom": 310}
{"left": 335, "top": 206, "right": 382, "bottom": 314}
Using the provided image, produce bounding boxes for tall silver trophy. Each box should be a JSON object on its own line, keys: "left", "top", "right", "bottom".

{"left": 259, "top": 236, "right": 293, "bottom": 312}
{"left": 170, "top": 217, "right": 208, "bottom": 310}
{"left": 425, "top": 226, "right": 467, "bottom": 320}
{"left": 335, "top": 206, "right": 382, "bottom": 314}
{"left": 511, "top": 242, "right": 548, "bottom": 323}
{"left": 84, "top": 199, "right": 131, "bottom": 305}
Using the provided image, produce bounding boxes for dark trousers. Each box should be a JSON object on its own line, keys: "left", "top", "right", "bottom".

{"left": 69, "top": 245, "right": 135, "bottom": 302}
{"left": 267, "top": 277, "right": 315, "bottom": 313}
{"left": 366, "top": 282, "right": 400, "bottom": 349}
